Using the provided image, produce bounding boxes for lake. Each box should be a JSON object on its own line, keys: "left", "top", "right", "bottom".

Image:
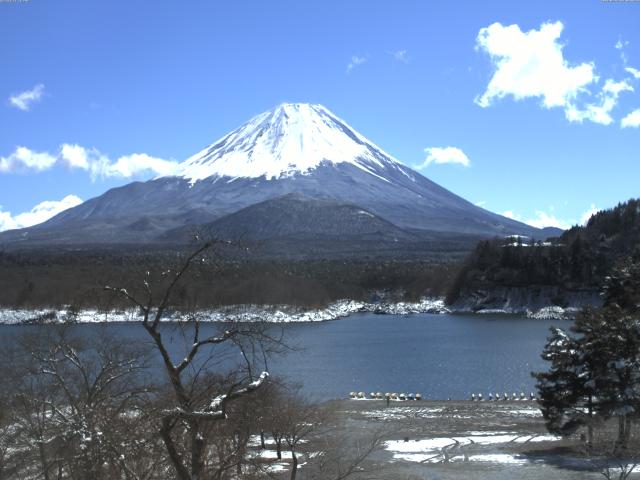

{"left": 0, "top": 312, "right": 563, "bottom": 400}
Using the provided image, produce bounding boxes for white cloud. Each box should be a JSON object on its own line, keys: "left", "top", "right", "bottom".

{"left": 417, "top": 147, "right": 470, "bottom": 168}
{"left": 626, "top": 67, "right": 640, "bottom": 79}
{"left": 1, "top": 144, "right": 180, "bottom": 179}
{"left": 501, "top": 204, "right": 601, "bottom": 230}
{"left": 60, "top": 143, "right": 91, "bottom": 169}
{"left": 475, "top": 21, "right": 634, "bottom": 126}
{"left": 502, "top": 210, "right": 518, "bottom": 220}
{"left": 104, "top": 153, "right": 180, "bottom": 178}
{"left": 621, "top": 109, "right": 640, "bottom": 128}
{"left": 0, "top": 195, "right": 83, "bottom": 232}
{"left": 0, "top": 146, "right": 57, "bottom": 172}
{"left": 579, "top": 203, "right": 599, "bottom": 225}
{"left": 391, "top": 50, "right": 409, "bottom": 63}
{"left": 9, "top": 84, "right": 45, "bottom": 111}
{"left": 347, "top": 55, "right": 368, "bottom": 73}
{"left": 475, "top": 22, "right": 595, "bottom": 109}
{"left": 503, "top": 209, "right": 570, "bottom": 230}
{"left": 565, "top": 79, "right": 634, "bottom": 125}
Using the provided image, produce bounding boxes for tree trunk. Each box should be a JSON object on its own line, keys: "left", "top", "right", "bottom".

{"left": 37, "top": 440, "right": 50, "bottom": 480}
{"left": 260, "top": 430, "right": 266, "bottom": 449}
{"left": 160, "top": 419, "right": 191, "bottom": 480}
{"left": 290, "top": 450, "right": 298, "bottom": 480}
{"left": 190, "top": 423, "right": 205, "bottom": 480}
{"left": 275, "top": 439, "right": 282, "bottom": 460}
{"left": 617, "top": 415, "right": 627, "bottom": 452}
{"left": 624, "top": 416, "right": 632, "bottom": 445}
{"left": 587, "top": 396, "right": 594, "bottom": 450}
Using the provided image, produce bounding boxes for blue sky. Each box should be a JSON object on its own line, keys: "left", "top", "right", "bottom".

{"left": 1, "top": 0, "right": 639, "bottom": 231}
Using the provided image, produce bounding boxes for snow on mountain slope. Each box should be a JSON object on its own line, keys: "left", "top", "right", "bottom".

{"left": 0, "top": 102, "right": 553, "bottom": 249}
{"left": 178, "top": 103, "right": 411, "bottom": 183}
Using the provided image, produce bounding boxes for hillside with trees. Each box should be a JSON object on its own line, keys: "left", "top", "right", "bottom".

{"left": 447, "top": 199, "right": 640, "bottom": 311}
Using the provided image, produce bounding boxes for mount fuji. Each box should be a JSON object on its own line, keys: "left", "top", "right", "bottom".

{"left": 0, "top": 103, "right": 557, "bottom": 255}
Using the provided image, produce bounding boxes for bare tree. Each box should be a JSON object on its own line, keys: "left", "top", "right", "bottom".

{"left": 105, "top": 242, "right": 279, "bottom": 480}
{"left": 281, "top": 395, "right": 326, "bottom": 480}
{"left": 0, "top": 325, "right": 162, "bottom": 480}
{"left": 305, "top": 425, "right": 390, "bottom": 480}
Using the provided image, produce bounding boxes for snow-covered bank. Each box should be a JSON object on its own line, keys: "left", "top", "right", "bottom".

{"left": 451, "top": 286, "right": 600, "bottom": 320}
{"left": 0, "top": 295, "right": 589, "bottom": 324}
{"left": 0, "top": 298, "right": 449, "bottom": 325}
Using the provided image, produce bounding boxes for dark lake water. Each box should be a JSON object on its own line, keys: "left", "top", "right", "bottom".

{"left": 0, "top": 312, "right": 563, "bottom": 400}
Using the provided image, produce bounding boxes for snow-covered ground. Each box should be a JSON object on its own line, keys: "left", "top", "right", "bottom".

{"left": 0, "top": 295, "right": 583, "bottom": 325}
{"left": 0, "top": 297, "right": 449, "bottom": 325}
{"left": 385, "top": 431, "right": 560, "bottom": 464}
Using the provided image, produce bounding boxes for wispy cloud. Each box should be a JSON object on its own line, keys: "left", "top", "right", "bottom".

{"left": 0, "top": 195, "right": 83, "bottom": 232}
{"left": 9, "top": 83, "right": 45, "bottom": 111}
{"left": 565, "top": 79, "right": 634, "bottom": 126}
{"left": 616, "top": 38, "right": 629, "bottom": 64}
{"left": 390, "top": 50, "right": 409, "bottom": 63}
{"left": 416, "top": 147, "right": 470, "bottom": 168}
{"left": 1, "top": 144, "right": 180, "bottom": 179}
{"left": 502, "top": 204, "right": 600, "bottom": 230}
{"left": 347, "top": 55, "right": 369, "bottom": 73}
{"left": 621, "top": 109, "right": 640, "bottom": 128}
{"left": 475, "top": 21, "right": 634, "bottom": 126}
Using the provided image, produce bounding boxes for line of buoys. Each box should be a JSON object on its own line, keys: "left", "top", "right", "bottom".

{"left": 349, "top": 391, "right": 423, "bottom": 400}
{"left": 349, "top": 390, "right": 537, "bottom": 401}
{"left": 471, "top": 392, "right": 537, "bottom": 401}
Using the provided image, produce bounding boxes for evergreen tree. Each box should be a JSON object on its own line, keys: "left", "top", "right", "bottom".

{"left": 534, "top": 326, "right": 599, "bottom": 447}
{"left": 535, "top": 256, "right": 640, "bottom": 452}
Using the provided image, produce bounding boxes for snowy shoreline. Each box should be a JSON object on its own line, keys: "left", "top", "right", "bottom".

{"left": 0, "top": 298, "right": 579, "bottom": 325}
{"left": 0, "top": 298, "right": 448, "bottom": 325}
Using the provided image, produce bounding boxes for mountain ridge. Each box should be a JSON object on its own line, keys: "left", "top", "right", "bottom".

{"left": 0, "top": 103, "right": 560, "bottom": 253}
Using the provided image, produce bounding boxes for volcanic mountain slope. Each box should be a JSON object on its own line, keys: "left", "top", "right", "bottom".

{"left": 0, "top": 103, "right": 556, "bottom": 250}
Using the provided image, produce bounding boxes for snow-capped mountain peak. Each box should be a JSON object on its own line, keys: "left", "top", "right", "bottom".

{"left": 178, "top": 103, "right": 405, "bottom": 182}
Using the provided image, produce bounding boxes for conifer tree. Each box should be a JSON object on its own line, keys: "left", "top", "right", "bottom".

{"left": 534, "top": 326, "right": 598, "bottom": 447}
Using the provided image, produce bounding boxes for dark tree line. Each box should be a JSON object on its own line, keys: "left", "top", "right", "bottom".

{"left": 447, "top": 198, "right": 640, "bottom": 304}
{"left": 0, "top": 246, "right": 458, "bottom": 311}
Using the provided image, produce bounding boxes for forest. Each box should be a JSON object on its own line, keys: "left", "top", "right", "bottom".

{"left": 446, "top": 198, "right": 640, "bottom": 305}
